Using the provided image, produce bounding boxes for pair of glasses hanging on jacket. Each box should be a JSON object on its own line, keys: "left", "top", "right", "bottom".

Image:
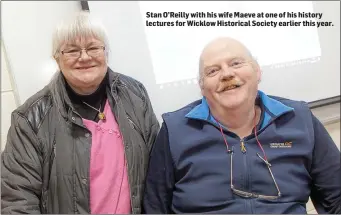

{"left": 217, "top": 108, "right": 281, "bottom": 200}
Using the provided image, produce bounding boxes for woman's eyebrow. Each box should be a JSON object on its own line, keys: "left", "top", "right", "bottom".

{"left": 64, "top": 42, "right": 100, "bottom": 48}
{"left": 86, "top": 42, "right": 96, "bottom": 46}
{"left": 63, "top": 44, "right": 79, "bottom": 49}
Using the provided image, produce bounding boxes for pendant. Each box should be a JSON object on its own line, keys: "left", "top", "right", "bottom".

{"left": 98, "top": 112, "right": 106, "bottom": 120}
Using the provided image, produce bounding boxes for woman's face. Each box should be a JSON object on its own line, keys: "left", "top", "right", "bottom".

{"left": 56, "top": 36, "right": 108, "bottom": 94}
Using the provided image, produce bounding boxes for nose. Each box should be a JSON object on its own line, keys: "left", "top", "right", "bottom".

{"left": 78, "top": 49, "right": 91, "bottom": 61}
{"left": 220, "top": 64, "right": 235, "bottom": 80}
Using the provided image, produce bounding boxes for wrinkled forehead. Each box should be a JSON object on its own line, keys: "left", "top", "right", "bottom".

{"left": 201, "top": 40, "right": 252, "bottom": 66}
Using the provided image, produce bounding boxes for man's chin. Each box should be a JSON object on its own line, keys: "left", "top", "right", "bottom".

{"left": 217, "top": 94, "right": 245, "bottom": 109}
{"left": 220, "top": 101, "right": 243, "bottom": 110}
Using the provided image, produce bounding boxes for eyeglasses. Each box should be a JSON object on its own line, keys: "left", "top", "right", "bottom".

{"left": 218, "top": 109, "right": 281, "bottom": 200}
{"left": 61, "top": 46, "right": 105, "bottom": 59}
{"left": 227, "top": 147, "right": 281, "bottom": 200}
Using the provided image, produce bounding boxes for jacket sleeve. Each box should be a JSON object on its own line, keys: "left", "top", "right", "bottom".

{"left": 309, "top": 114, "right": 341, "bottom": 214}
{"left": 140, "top": 83, "right": 160, "bottom": 153}
{"left": 1, "top": 112, "right": 43, "bottom": 214}
{"left": 143, "top": 122, "right": 175, "bottom": 213}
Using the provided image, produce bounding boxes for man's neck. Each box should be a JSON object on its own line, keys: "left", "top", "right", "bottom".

{"left": 211, "top": 103, "right": 261, "bottom": 139}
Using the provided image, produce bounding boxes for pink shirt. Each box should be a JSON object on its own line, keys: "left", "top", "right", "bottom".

{"left": 83, "top": 100, "right": 131, "bottom": 214}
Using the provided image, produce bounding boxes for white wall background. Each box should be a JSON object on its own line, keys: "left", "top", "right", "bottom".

{"left": 1, "top": 1, "right": 81, "bottom": 150}
{"left": 1, "top": 1, "right": 81, "bottom": 105}
{"left": 1, "top": 41, "right": 19, "bottom": 151}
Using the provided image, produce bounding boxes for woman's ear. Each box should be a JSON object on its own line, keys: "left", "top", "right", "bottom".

{"left": 53, "top": 54, "right": 61, "bottom": 68}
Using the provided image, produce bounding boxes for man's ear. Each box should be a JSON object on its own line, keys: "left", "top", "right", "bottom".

{"left": 257, "top": 68, "right": 262, "bottom": 83}
{"left": 199, "top": 77, "right": 205, "bottom": 91}
{"left": 254, "top": 61, "right": 262, "bottom": 83}
{"left": 257, "top": 71, "right": 262, "bottom": 83}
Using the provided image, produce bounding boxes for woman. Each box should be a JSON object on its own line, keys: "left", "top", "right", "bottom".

{"left": 1, "top": 11, "right": 159, "bottom": 214}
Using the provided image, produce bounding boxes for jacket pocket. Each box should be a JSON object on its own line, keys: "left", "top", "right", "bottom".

{"left": 127, "top": 115, "right": 143, "bottom": 135}
{"left": 127, "top": 115, "right": 149, "bottom": 168}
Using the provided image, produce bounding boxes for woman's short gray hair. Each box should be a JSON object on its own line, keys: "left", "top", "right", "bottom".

{"left": 52, "top": 10, "right": 110, "bottom": 59}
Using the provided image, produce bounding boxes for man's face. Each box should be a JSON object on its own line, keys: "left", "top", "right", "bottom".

{"left": 200, "top": 39, "right": 261, "bottom": 110}
{"left": 56, "top": 36, "right": 108, "bottom": 93}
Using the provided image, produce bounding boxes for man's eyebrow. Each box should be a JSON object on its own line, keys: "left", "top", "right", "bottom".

{"left": 204, "top": 56, "right": 244, "bottom": 66}
{"left": 203, "top": 62, "right": 219, "bottom": 68}
{"left": 203, "top": 64, "right": 220, "bottom": 72}
{"left": 229, "top": 56, "right": 246, "bottom": 61}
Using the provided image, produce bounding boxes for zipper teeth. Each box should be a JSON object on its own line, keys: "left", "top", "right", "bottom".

{"left": 72, "top": 139, "right": 77, "bottom": 213}
{"left": 110, "top": 89, "right": 134, "bottom": 213}
{"left": 243, "top": 146, "right": 249, "bottom": 198}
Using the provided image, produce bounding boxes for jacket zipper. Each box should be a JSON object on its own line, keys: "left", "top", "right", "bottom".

{"left": 241, "top": 138, "right": 251, "bottom": 213}
{"left": 240, "top": 139, "right": 247, "bottom": 153}
{"left": 69, "top": 110, "right": 92, "bottom": 213}
{"left": 110, "top": 85, "right": 135, "bottom": 213}
{"left": 240, "top": 138, "right": 249, "bottom": 188}
{"left": 192, "top": 109, "right": 293, "bottom": 213}
{"left": 234, "top": 109, "right": 294, "bottom": 152}
{"left": 201, "top": 118, "right": 248, "bottom": 153}
{"left": 202, "top": 119, "right": 252, "bottom": 207}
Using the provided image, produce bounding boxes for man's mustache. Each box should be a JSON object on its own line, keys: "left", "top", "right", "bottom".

{"left": 218, "top": 80, "right": 243, "bottom": 92}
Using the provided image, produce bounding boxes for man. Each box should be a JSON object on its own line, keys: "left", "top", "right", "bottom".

{"left": 1, "top": 11, "right": 159, "bottom": 214}
{"left": 143, "top": 37, "right": 340, "bottom": 214}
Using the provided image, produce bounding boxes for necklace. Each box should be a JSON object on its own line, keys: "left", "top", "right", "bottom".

{"left": 82, "top": 101, "right": 106, "bottom": 120}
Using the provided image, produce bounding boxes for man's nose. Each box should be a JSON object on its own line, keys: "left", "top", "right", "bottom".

{"left": 220, "top": 64, "right": 235, "bottom": 80}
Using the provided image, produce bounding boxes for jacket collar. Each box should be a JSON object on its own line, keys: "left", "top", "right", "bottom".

{"left": 185, "top": 90, "right": 294, "bottom": 129}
